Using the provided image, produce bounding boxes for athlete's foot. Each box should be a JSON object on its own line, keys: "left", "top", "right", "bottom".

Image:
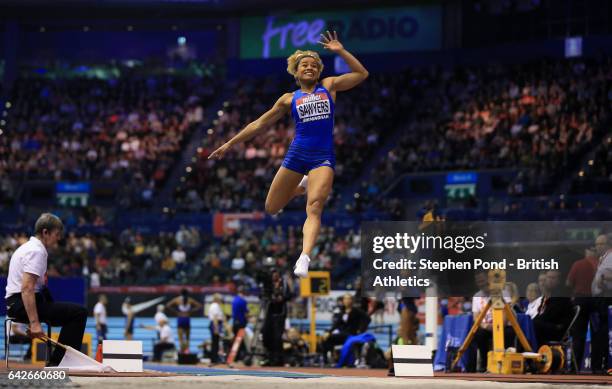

{"left": 293, "top": 253, "right": 310, "bottom": 278}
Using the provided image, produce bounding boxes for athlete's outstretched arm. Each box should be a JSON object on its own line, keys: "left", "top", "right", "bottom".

{"left": 319, "top": 30, "right": 368, "bottom": 92}
{"left": 208, "top": 93, "right": 292, "bottom": 159}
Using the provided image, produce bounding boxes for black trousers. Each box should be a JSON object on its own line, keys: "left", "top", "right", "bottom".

{"left": 321, "top": 332, "right": 349, "bottom": 361}
{"left": 571, "top": 297, "right": 599, "bottom": 370}
{"left": 6, "top": 293, "right": 87, "bottom": 366}
{"left": 210, "top": 333, "right": 220, "bottom": 363}
{"left": 96, "top": 323, "right": 108, "bottom": 343}
{"left": 262, "top": 313, "right": 286, "bottom": 365}
{"left": 153, "top": 342, "right": 175, "bottom": 361}
{"left": 590, "top": 297, "right": 611, "bottom": 372}
{"left": 209, "top": 323, "right": 221, "bottom": 363}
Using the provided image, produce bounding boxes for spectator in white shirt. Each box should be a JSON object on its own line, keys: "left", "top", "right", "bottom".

{"left": 524, "top": 283, "right": 541, "bottom": 319}
{"left": 171, "top": 246, "right": 187, "bottom": 272}
{"left": 90, "top": 271, "right": 100, "bottom": 288}
{"left": 4, "top": 213, "right": 87, "bottom": 367}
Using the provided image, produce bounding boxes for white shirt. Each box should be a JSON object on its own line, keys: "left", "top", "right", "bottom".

{"left": 231, "top": 257, "right": 245, "bottom": 271}
{"left": 0, "top": 250, "right": 9, "bottom": 268}
{"left": 592, "top": 249, "right": 612, "bottom": 296}
{"left": 171, "top": 249, "right": 186, "bottom": 264}
{"left": 208, "top": 302, "right": 224, "bottom": 322}
{"left": 154, "top": 311, "right": 168, "bottom": 326}
{"left": 94, "top": 302, "right": 107, "bottom": 324}
{"left": 90, "top": 272, "right": 100, "bottom": 288}
{"left": 5, "top": 237, "right": 47, "bottom": 299}
{"left": 526, "top": 296, "right": 542, "bottom": 319}
{"left": 159, "top": 324, "right": 174, "bottom": 344}
{"left": 471, "top": 290, "right": 512, "bottom": 325}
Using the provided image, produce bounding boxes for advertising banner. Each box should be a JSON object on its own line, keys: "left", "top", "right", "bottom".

{"left": 307, "top": 290, "right": 410, "bottom": 325}
{"left": 240, "top": 5, "right": 441, "bottom": 59}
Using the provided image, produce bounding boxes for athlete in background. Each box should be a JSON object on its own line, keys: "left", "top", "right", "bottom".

{"left": 166, "top": 288, "right": 203, "bottom": 352}
{"left": 209, "top": 31, "right": 368, "bottom": 278}
{"left": 122, "top": 297, "right": 135, "bottom": 340}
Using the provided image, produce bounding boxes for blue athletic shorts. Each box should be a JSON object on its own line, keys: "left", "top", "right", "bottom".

{"left": 177, "top": 316, "right": 191, "bottom": 329}
{"left": 281, "top": 144, "right": 335, "bottom": 175}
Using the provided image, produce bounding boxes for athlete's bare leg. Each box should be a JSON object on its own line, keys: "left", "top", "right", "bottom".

{"left": 178, "top": 327, "right": 187, "bottom": 351}
{"left": 294, "top": 166, "right": 333, "bottom": 277}
{"left": 265, "top": 167, "right": 304, "bottom": 215}
{"left": 184, "top": 327, "right": 191, "bottom": 351}
{"left": 301, "top": 166, "right": 334, "bottom": 256}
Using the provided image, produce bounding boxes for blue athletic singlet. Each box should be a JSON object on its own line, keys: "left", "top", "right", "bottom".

{"left": 282, "top": 84, "right": 336, "bottom": 175}
{"left": 177, "top": 301, "right": 191, "bottom": 329}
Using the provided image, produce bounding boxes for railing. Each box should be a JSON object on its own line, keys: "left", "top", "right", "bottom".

{"left": 293, "top": 321, "right": 394, "bottom": 349}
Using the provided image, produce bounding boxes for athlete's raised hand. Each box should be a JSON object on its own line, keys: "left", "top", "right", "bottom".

{"left": 208, "top": 142, "right": 231, "bottom": 160}
{"left": 318, "top": 30, "right": 343, "bottom": 53}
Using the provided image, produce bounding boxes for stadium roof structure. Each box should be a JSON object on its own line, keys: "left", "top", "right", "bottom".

{"left": 0, "top": 0, "right": 429, "bottom": 19}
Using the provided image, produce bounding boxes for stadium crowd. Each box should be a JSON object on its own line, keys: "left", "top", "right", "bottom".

{"left": 373, "top": 58, "right": 612, "bottom": 197}
{"left": 0, "top": 68, "right": 216, "bottom": 208}
{"left": 0, "top": 224, "right": 361, "bottom": 288}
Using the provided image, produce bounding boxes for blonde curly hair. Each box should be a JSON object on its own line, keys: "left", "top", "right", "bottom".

{"left": 286, "top": 50, "right": 324, "bottom": 83}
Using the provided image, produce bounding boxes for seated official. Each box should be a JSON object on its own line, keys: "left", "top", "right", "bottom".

{"left": 320, "top": 294, "right": 370, "bottom": 363}
{"left": 143, "top": 317, "right": 176, "bottom": 361}
{"left": 523, "top": 282, "right": 542, "bottom": 319}
{"left": 533, "top": 270, "right": 573, "bottom": 347}
{"left": 4, "top": 213, "right": 88, "bottom": 367}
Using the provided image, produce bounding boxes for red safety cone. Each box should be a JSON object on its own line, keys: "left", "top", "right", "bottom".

{"left": 95, "top": 341, "right": 103, "bottom": 363}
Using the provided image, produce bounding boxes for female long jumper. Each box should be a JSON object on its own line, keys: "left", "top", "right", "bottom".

{"left": 209, "top": 31, "right": 369, "bottom": 277}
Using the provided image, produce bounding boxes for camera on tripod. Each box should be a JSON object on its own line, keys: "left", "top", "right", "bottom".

{"left": 255, "top": 256, "right": 279, "bottom": 300}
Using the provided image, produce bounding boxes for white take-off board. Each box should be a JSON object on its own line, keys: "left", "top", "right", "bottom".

{"left": 392, "top": 345, "right": 434, "bottom": 377}
{"left": 102, "top": 340, "right": 143, "bottom": 372}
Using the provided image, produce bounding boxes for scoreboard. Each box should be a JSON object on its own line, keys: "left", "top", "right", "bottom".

{"left": 299, "top": 271, "right": 330, "bottom": 297}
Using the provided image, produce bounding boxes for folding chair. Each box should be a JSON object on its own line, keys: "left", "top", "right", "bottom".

{"left": 4, "top": 317, "right": 52, "bottom": 368}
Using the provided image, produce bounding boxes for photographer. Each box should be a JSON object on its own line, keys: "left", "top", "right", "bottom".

{"left": 260, "top": 267, "right": 292, "bottom": 366}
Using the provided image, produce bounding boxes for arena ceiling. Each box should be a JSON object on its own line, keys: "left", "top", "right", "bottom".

{"left": 0, "top": 0, "right": 440, "bottom": 19}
